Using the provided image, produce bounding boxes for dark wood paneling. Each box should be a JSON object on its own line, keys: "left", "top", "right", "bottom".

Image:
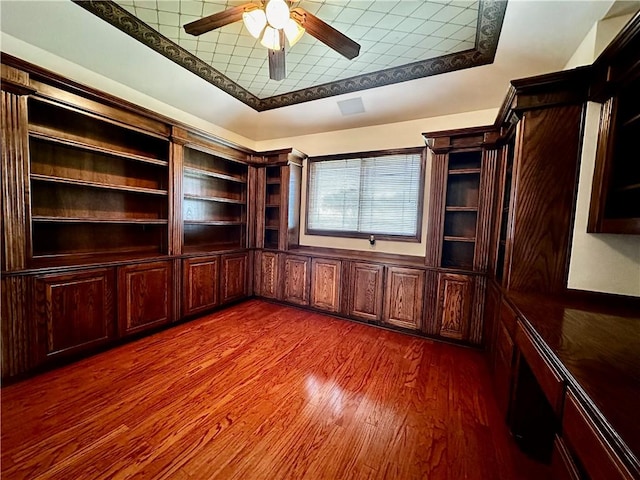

{"left": 506, "top": 105, "right": 584, "bottom": 293}
{"left": 259, "top": 251, "right": 279, "bottom": 299}
{"left": 475, "top": 149, "right": 498, "bottom": 271}
{"left": 34, "top": 268, "right": 115, "bottom": 360}
{"left": 183, "top": 255, "right": 219, "bottom": 316}
{"left": 493, "top": 321, "right": 515, "bottom": 419}
{"left": 118, "top": 261, "right": 172, "bottom": 336}
{"left": 425, "top": 152, "right": 448, "bottom": 267}
{"left": 283, "top": 254, "right": 310, "bottom": 306}
{"left": 169, "top": 136, "right": 184, "bottom": 256}
{"left": 551, "top": 436, "right": 582, "bottom": 480}
{"left": 1, "top": 90, "right": 30, "bottom": 272}
{"left": 348, "top": 262, "right": 384, "bottom": 322}
{"left": 469, "top": 275, "right": 487, "bottom": 345}
{"left": 310, "top": 257, "right": 341, "bottom": 313}
{"left": 220, "top": 252, "right": 248, "bottom": 304}
{"left": 422, "top": 269, "right": 440, "bottom": 336}
{"left": 483, "top": 280, "right": 501, "bottom": 361}
{"left": 383, "top": 267, "right": 425, "bottom": 330}
{"left": 436, "top": 273, "right": 473, "bottom": 341}
{"left": 255, "top": 168, "right": 266, "bottom": 249}
{"left": 1, "top": 276, "right": 35, "bottom": 379}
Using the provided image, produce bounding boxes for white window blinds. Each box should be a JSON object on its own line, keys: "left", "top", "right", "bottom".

{"left": 307, "top": 151, "right": 423, "bottom": 238}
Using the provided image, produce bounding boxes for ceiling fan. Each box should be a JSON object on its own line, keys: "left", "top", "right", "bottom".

{"left": 184, "top": 0, "right": 361, "bottom": 81}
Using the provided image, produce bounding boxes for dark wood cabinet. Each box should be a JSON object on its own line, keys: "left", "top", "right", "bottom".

{"left": 34, "top": 268, "right": 116, "bottom": 361}
{"left": 493, "top": 319, "right": 515, "bottom": 420}
{"left": 118, "top": 261, "right": 172, "bottom": 336}
{"left": 220, "top": 252, "right": 248, "bottom": 304}
{"left": 259, "top": 251, "right": 280, "bottom": 299}
{"left": 283, "top": 254, "right": 310, "bottom": 306}
{"left": 310, "top": 257, "right": 341, "bottom": 313}
{"left": 383, "top": 266, "right": 425, "bottom": 330}
{"left": 435, "top": 273, "right": 473, "bottom": 341}
{"left": 348, "top": 262, "right": 384, "bottom": 322}
{"left": 182, "top": 255, "right": 219, "bottom": 316}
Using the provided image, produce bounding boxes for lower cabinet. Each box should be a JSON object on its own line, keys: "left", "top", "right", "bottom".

{"left": 310, "top": 257, "right": 341, "bottom": 312}
{"left": 383, "top": 266, "right": 425, "bottom": 330}
{"left": 493, "top": 319, "right": 515, "bottom": 419}
{"left": 435, "top": 273, "right": 474, "bottom": 340}
{"left": 183, "top": 255, "right": 219, "bottom": 316}
{"left": 220, "top": 252, "right": 248, "bottom": 304}
{"left": 118, "top": 261, "right": 172, "bottom": 336}
{"left": 34, "top": 268, "right": 116, "bottom": 361}
{"left": 283, "top": 255, "right": 310, "bottom": 305}
{"left": 348, "top": 261, "right": 384, "bottom": 322}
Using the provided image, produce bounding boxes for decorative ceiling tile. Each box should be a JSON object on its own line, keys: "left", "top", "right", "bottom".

{"left": 74, "top": 0, "right": 507, "bottom": 111}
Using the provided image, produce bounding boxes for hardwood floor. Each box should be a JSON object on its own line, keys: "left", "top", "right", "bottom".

{"left": 1, "top": 300, "right": 548, "bottom": 479}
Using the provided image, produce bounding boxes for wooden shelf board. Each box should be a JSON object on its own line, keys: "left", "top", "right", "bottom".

{"left": 29, "top": 128, "right": 168, "bottom": 167}
{"left": 183, "top": 166, "right": 245, "bottom": 184}
{"left": 445, "top": 206, "right": 478, "bottom": 212}
{"left": 183, "top": 242, "right": 244, "bottom": 254}
{"left": 183, "top": 193, "right": 245, "bottom": 205}
{"left": 32, "top": 216, "right": 167, "bottom": 225}
{"left": 443, "top": 236, "right": 476, "bottom": 243}
{"left": 622, "top": 112, "right": 640, "bottom": 128}
{"left": 30, "top": 173, "right": 168, "bottom": 196}
{"left": 30, "top": 248, "right": 165, "bottom": 268}
{"left": 183, "top": 220, "right": 245, "bottom": 226}
{"left": 265, "top": 204, "right": 280, "bottom": 208}
{"left": 448, "top": 168, "right": 481, "bottom": 175}
{"left": 614, "top": 182, "right": 640, "bottom": 193}
{"left": 265, "top": 226, "right": 280, "bottom": 231}
{"left": 266, "top": 180, "right": 281, "bottom": 185}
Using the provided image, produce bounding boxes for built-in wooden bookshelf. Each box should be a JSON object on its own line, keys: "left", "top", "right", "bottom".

{"left": 442, "top": 150, "right": 482, "bottom": 269}
{"left": 264, "top": 165, "right": 282, "bottom": 249}
{"left": 27, "top": 97, "right": 170, "bottom": 266}
{"left": 182, "top": 146, "right": 248, "bottom": 253}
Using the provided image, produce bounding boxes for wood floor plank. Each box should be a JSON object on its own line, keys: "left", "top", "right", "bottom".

{"left": 1, "top": 299, "right": 550, "bottom": 479}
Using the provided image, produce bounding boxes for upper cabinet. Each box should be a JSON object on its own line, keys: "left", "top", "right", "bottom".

{"left": 255, "top": 149, "right": 305, "bottom": 251}
{"left": 588, "top": 12, "right": 640, "bottom": 235}
{"left": 423, "top": 128, "right": 499, "bottom": 273}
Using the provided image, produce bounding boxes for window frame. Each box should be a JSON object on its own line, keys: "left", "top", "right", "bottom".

{"left": 305, "top": 147, "right": 426, "bottom": 243}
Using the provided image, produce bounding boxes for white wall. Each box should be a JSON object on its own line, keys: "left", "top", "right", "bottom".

{"left": 565, "top": 14, "right": 640, "bottom": 296}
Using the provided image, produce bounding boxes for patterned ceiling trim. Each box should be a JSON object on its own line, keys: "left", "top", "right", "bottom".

{"left": 75, "top": 0, "right": 507, "bottom": 112}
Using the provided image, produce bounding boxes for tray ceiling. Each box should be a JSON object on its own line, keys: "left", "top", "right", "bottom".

{"left": 76, "top": 0, "right": 507, "bottom": 111}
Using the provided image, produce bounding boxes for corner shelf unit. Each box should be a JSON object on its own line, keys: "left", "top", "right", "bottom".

{"left": 264, "top": 165, "right": 282, "bottom": 249}
{"left": 182, "top": 146, "right": 248, "bottom": 253}
{"left": 26, "top": 97, "right": 170, "bottom": 266}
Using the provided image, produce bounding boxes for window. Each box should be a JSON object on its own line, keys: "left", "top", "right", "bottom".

{"left": 307, "top": 148, "right": 424, "bottom": 241}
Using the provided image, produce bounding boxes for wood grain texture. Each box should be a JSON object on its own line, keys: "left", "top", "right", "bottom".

{"left": 436, "top": 273, "right": 473, "bottom": 341}
{"left": 506, "top": 105, "right": 584, "bottom": 293}
{"left": 475, "top": 148, "right": 498, "bottom": 271}
{"left": 118, "top": 261, "right": 172, "bottom": 336}
{"left": 1, "top": 90, "right": 30, "bottom": 271}
{"left": 383, "top": 267, "right": 425, "bottom": 331}
{"left": 283, "top": 255, "right": 310, "bottom": 306}
{"left": 422, "top": 269, "right": 440, "bottom": 336}
{"left": 34, "top": 268, "right": 116, "bottom": 361}
{"left": 259, "top": 251, "right": 279, "bottom": 299}
{"left": 182, "top": 255, "right": 219, "bottom": 316}
{"left": 170, "top": 138, "right": 184, "bottom": 256}
{"left": 220, "top": 252, "right": 248, "bottom": 304}
{"left": 0, "top": 300, "right": 549, "bottom": 480}
{"left": 348, "top": 262, "right": 384, "bottom": 322}
{"left": 287, "top": 163, "right": 303, "bottom": 249}
{"left": 425, "top": 152, "right": 448, "bottom": 267}
{"left": 310, "top": 257, "right": 341, "bottom": 313}
{"left": 1, "top": 276, "right": 34, "bottom": 379}
{"left": 469, "top": 275, "right": 487, "bottom": 345}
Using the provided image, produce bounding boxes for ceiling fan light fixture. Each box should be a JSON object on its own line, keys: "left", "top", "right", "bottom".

{"left": 261, "top": 25, "right": 281, "bottom": 50}
{"left": 242, "top": 8, "right": 267, "bottom": 39}
{"left": 265, "top": 0, "right": 290, "bottom": 30}
{"left": 284, "top": 18, "right": 305, "bottom": 47}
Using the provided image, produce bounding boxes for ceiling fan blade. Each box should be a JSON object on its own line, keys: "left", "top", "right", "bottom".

{"left": 184, "top": 3, "right": 257, "bottom": 36}
{"left": 268, "top": 31, "right": 286, "bottom": 81}
{"left": 291, "top": 8, "right": 360, "bottom": 60}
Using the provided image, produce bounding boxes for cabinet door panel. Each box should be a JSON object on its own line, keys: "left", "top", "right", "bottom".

{"left": 118, "top": 261, "right": 172, "bottom": 336}
{"left": 493, "top": 321, "right": 515, "bottom": 418}
{"left": 348, "top": 262, "right": 383, "bottom": 322}
{"left": 221, "top": 252, "right": 248, "bottom": 304}
{"left": 310, "top": 258, "right": 341, "bottom": 312}
{"left": 183, "top": 255, "right": 219, "bottom": 316}
{"left": 283, "top": 255, "right": 310, "bottom": 305}
{"left": 436, "top": 273, "right": 473, "bottom": 340}
{"left": 383, "top": 267, "right": 425, "bottom": 330}
{"left": 35, "top": 268, "right": 115, "bottom": 360}
{"left": 260, "top": 251, "right": 279, "bottom": 299}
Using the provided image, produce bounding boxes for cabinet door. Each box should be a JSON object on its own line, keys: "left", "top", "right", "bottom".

{"left": 436, "top": 273, "right": 473, "bottom": 340}
{"left": 383, "top": 267, "right": 425, "bottom": 330}
{"left": 183, "top": 255, "right": 219, "bottom": 316}
{"left": 118, "top": 261, "right": 172, "bottom": 336}
{"left": 283, "top": 255, "right": 310, "bottom": 305}
{"left": 494, "top": 321, "right": 515, "bottom": 419}
{"left": 34, "top": 268, "right": 116, "bottom": 361}
{"left": 310, "top": 258, "right": 341, "bottom": 312}
{"left": 348, "top": 262, "right": 383, "bottom": 322}
{"left": 260, "top": 251, "right": 280, "bottom": 299}
{"left": 220, "top": 252, "right": 248, "bottom": 304}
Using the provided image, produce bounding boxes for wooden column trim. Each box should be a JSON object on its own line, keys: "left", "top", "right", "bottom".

{"left": 425, "top": 152, "right": 448, "bottom": 267}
